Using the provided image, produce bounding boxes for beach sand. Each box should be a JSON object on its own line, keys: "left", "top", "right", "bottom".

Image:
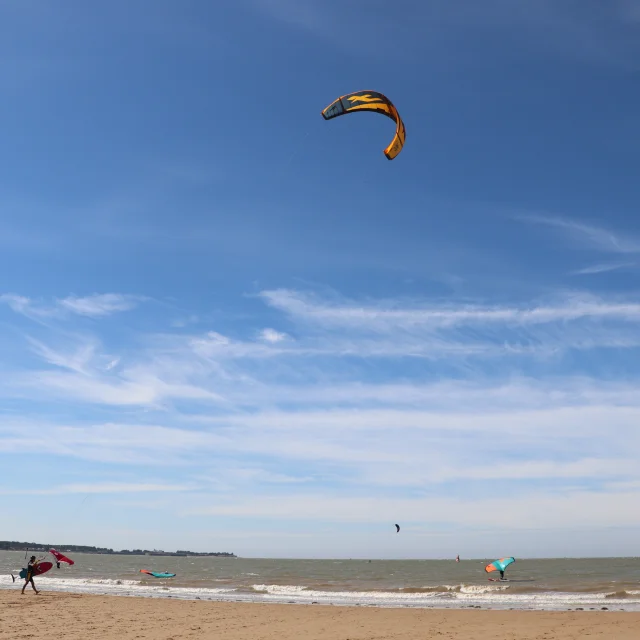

{"left": 1, "top": 591, "right": 639, "bottom": 639}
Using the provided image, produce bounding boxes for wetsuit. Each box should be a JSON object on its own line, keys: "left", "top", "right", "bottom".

{"left": 22, "top": 559, "right": 39, "bottom": 593}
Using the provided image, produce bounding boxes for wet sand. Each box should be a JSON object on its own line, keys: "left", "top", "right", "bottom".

{"left": 1, "top": 591, "right": 639, "bottom": 639}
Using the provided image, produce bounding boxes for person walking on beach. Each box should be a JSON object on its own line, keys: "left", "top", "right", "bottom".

{"left": 22, "top": 556, "right": 40, "bottom": 595}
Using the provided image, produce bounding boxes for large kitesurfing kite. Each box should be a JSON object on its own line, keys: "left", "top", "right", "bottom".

{"left": 50, "top": 548, "right": 74, "bottom": 567}
{"left": 321, "top": 90, "right": 406, "bottom": 160}
{"left": 485, "top": 557, "right": 515, "bottom": 575}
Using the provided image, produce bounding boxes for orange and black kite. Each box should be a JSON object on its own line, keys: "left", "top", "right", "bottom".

{"left": 321, "top": 90, "right": 406, "bottom": 160}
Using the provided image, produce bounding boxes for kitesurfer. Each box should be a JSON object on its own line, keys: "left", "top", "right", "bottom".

{"left": 21, "top": 556, "right": 40, "bottom": 595}
{"left": 485, "top": 557, "right": 515, "bottom": 581}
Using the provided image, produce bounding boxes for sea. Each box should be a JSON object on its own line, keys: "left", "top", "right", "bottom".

{"left": 2, "top": 552, "right": 640, "bottom": 611}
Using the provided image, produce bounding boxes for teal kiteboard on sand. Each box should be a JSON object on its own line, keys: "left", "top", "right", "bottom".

{"left": 140, "top": 569, "right": 176, "bottom": 578}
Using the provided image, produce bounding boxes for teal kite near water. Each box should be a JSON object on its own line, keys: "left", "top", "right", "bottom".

{"left": 485, "top": 557, "right": 515, "bottom": 580}
{"left": 485, "top": 557, "right": 515, "bottom": 574}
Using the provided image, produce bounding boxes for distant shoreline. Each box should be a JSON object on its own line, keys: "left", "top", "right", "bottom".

{"left": 0, "top": 542, "right": 236, "bottom": 558}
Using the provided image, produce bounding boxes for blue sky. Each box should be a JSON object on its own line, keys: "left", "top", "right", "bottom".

{"left": 2, "top": 0, "right": 640, "bottom": 559}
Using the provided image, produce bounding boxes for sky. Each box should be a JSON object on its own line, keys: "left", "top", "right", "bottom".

{"left": 1, "top": 0, "right": 640, "bottom": 559}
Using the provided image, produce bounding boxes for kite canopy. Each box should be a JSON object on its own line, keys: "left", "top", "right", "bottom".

{"left": 485, "top": 557, "right": 515, "bottom": 573}
{"left": 50, "top": 548, "right": 74, "bottom": 566}
{"left": 395, "top": 524, "right": 400, "bottom": 533}
{"left": 321, "top": 90, "right": 406, "bottom": 160}
{"left": 140, "top": 569, "right": 176, "bottom": 578}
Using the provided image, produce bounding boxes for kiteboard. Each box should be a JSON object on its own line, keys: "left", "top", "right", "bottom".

{"left": 18, "top": 562, "right": 53, "bottom": 580}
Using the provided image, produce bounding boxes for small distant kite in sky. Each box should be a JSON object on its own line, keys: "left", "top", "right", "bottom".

{"left": 394, "top": 524, "right": 400, "bottom": 533}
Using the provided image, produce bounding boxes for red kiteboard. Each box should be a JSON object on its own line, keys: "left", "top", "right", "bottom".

{"left": 19, "top": 562, "right": 53, "bottom": 579}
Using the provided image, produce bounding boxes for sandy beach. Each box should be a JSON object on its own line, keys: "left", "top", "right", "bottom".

{"left": 1, "top": 592, "right": 639, "bottom": 640}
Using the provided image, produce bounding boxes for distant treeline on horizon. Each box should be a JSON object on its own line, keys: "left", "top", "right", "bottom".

{"left": 0, "top": 541, "right": 236, "bottom": 557}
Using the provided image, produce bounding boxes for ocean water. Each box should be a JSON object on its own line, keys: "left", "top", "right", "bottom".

{"left": 2, "top": 552, "right": 639, "bottom": 611}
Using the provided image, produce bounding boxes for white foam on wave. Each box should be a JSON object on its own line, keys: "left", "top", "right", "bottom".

{"left": 252, "top": 584, "right": 442, "bottom": 602}
{"left": 0, "top": 574, "right": 235, "bottom": 600}
{"left": 2, "top": 574, "right": 640, "bottom": 610}
{"left": 459, "top": 584, "right": 510, "bottom": 594}
{"left": 248, "top": 584, "right": 640, "bottom": 610}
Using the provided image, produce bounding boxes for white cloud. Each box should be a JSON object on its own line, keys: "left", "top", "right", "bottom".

{"left": 27, "top": 337, "right": 98, "bottom": 374}
{"left": 515, "top": 214, "right": 640, "bottom": 254}
{"left": 571, "top": 262, "right": 636, "bottom": 275}
{"left": 19, "top": 368, "right": 224, "bottom": 407}
{"left": 4, "top": 286, "right": 640, "bottom": 548}
{"left": 184, "top": 488, "right": 640, "bottom": 530}
{"left": 0, "top": 294, "right": 33, "bottom": 315}
{"left": 225, "top": 377, "right": 640, "bottom": 412}
{"left": 58, "top": 293, "right": 142, "bottom": 317}
{"left": 1, "top": 292, "right": 143, "bottom": 320}
{"left": 255, "top": 289, "right": 640, "bottom": 360}
{"left": 259, "top": 288, "right": 640, "bottom": 328}
{"left": 9, "top": 332, "right": 225, "bottom": 408}
{"left": 0, "top": 293, "right": 58, "bottom": 320}
{"left": 259, "top": 328, "right": 288, "bottom": 343}
{"left": 0, "top": 422, "right": 230, "bottom": 465}
{"left": 0, "top": 482, "right": 196, "bottom": 496}
{"left": 105, "top": 357, "right": 120, "bottom": 371}
{"left": 3, "top": 393, "right": 640, "bottom": 481}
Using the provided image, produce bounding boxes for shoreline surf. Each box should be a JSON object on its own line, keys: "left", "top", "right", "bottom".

{"left": 2, "top": 574, "right": 640, "bottom": 611}
{"left": 3, "top": 553, "right": 639, "bottom": 612}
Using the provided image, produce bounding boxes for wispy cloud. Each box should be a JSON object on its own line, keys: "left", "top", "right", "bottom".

{"left": 253, "top": 0, "right": 640, "bottom": 68}
{"left": 0, "top": 482, "right": 197, "bottom": 496}
{"left": 19, "top": 366, "right": 224, "bottom": 408}
{"left": 571, "top": 262, "right": 636, "bottom": 276}
{"left": 6, "top": 286, "right": 640, "bottom": 417}
{"left": 184, "top": 487, "right": 640, "bottom": 530}
{"left": 258, "top": 328, "right": 289, "bottom": 343}
{"left": 8, "top": 332, "right": 225, "bottom": 408}
{"left": 4, "top": 286, "right": 640, "bottom": 542}
{"left": 260, "top": 288, "right": 640, "bottom": 328}
{"left": 3, "top": 388, "right": 640, "bottom": 481}
{"left": 1, "top": 292, "right": 144, "bottom": 321}
{"left": 26, "top": 337, "right": 99, "bottom": 375}
{"left": 58, "top": 294, "right": 143, "bottom": 317}
{"left": 0, "top": 294, "right": 58, "bottom": 320}
{"left": 515, "top": 214, "right": 640, "bottom": 254}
